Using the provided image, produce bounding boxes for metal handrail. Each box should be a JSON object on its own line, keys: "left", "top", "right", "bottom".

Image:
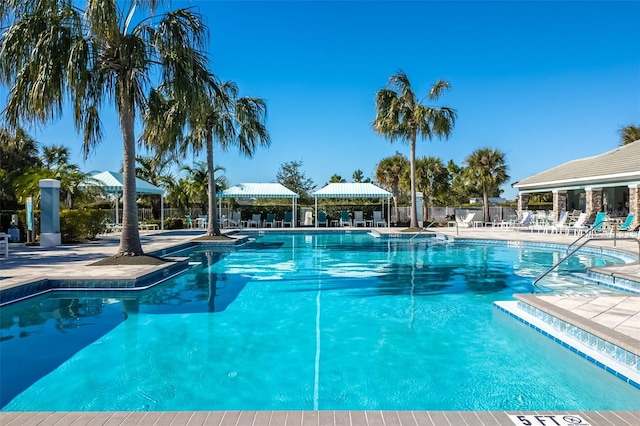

{"left": 533, "top": 233, "right": 640, "bottom": 292}
{"left": 565, "top": 218, "right": 611, "bottom": 253}
{"left": 410, "top": 220, "right": 459, "bottom": 241}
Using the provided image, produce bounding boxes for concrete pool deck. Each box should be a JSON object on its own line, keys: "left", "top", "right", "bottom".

{"left": 1, "top": 226, "right": 639, "bottom": 425}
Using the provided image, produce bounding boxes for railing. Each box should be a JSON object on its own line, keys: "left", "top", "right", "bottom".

{"left": 533, "top": 226, "right": 640, "bottom": 292}
{"left": 409, "top": 220, "right": 458, "bottom": 241}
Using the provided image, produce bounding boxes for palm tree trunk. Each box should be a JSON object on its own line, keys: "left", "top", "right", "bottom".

{"left": 409, "top": 135, "right": 418, "bottom": 228}
{"left": 116, "top": 103, "right": 144, "bottom": 256}
{"left": 206, "top": 130, "right": 221, "bottom": 236}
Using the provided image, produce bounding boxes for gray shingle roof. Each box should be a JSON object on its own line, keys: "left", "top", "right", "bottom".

{"left": 512, "top": 140, "right": 640, "bottom": 191}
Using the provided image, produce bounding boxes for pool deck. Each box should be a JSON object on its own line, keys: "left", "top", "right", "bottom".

{"left": 1, "top": 226, "right": 639, "bottom": 425}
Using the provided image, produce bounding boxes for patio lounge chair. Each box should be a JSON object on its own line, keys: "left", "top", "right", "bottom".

{"left": 617, "top": 214, "right": 636, "bottom": 236}
{"left": 340, "top": 211, "right": 351, "bottom": 226}
{"left": 589, "top": 212, "right": 610, "bottom": 237}
{"left": 373, "top": 211, "right": 386, "bottom": 227}
{"left": 317, "top": 211, "right": 328, "bottom": 227}
{"left": 566, "top": 212, "right": 589, "bottom": 235}
{"left": 509, "top": 211, "right": 535, "bottom": 229}
{"left": 264, "top": 213, "right": 277, "bottom": 227}
{"left": 353, "top": 211, "right": 365, "bottom": 227}
{"left": 282, "top": 211, "right": 293, "bottom": 227}
{"left": 225, "top": 211, "right": 241, "bottom": 228}
{"left": 249, "top": 213, "right": 261, "bottom": 228}
{"left": 545, "top": 211, "right": 569, "bottom": 234}
{"left": 455, "top": 211, "right": 477, "bottom": 228}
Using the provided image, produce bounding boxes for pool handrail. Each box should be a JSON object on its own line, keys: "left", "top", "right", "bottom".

{"left": 532, "top": 234, "right": 640, "bottom": 292}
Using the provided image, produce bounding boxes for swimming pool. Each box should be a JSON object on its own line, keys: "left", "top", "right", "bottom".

{"left": 1, "top": 232, "right": 639, "bottom": 411}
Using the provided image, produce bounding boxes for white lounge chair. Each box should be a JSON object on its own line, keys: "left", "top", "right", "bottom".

{"left": 248, "top": 213, "right": 262, "bottom": 228}
{"left": 455, "top": 212, "right": 477, "bottom": 228}
{"left": 225, "top": 211, "right": 241, "bottom": 228}
{"left": 373, "top": 211, "right": 386, "bottom": 227}
{"left": 545, "top": 211, "right": 569, "bottom": 234}
{"left": 353, "top": 211, "right": 365, "bottom": 227}
{"left": 566, "top": 212, "right": 588, "bottom": 235}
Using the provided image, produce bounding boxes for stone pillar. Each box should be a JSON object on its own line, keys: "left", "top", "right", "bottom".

{"left": 518, "top": 193, "right": 530, "bottom": 215}
{"left": 552, "top": 190, "right": 567, "bottom": 222}
{"left": 629, "top": 184, "right": 639, "bottom": 230}
{"left": 585, "top": 187, "right": 603, "bottom": 223}
{"left": 39, "top": 179, "right": 61, "bottom": 247}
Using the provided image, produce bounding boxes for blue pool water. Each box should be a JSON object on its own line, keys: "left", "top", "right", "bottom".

{"left": 1, "top": 232, "right": 638, "bottom": 411}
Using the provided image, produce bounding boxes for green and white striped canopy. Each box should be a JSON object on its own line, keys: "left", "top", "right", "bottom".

{"left": 85, "top": 171, "right": 164, "bottom": 195}
{"left": 218, "top": 183, "right": 299, "bottom": 199}
{"left": 312, "top": 183, "right": 392, "bottom": 198}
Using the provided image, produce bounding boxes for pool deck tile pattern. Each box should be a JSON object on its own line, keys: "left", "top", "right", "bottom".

{"left": 2, "top": 410, "right": 640, "bottom": 425}
{"left": 1, "top": 226, "right": 639, "bottom": 425}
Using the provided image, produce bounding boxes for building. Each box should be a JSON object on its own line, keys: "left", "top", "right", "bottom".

{"left": 511, "top": 140, "right": 640, "bottom": 227}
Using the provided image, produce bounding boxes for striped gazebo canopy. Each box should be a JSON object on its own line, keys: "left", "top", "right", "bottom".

{"left": 312, "top": 182, "right": 392, "bottom": 199}
{"left": 218, "top": 183, "right": 299, "bottom": 199}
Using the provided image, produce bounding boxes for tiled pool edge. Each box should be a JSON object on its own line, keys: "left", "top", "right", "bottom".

{"left": 494, "top": 300, "right": 640, "bottom": 391}
{"left": 0, "top": 236, "right": 252, "bottom": 306}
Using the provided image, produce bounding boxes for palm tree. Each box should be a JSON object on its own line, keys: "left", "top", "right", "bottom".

{"left": 409, "top": 156, "right": 447, "bottom": 221}
{"left": 618, "top": 124, "right": 640, "bottom": 146}
{"left": 373, "top": 70, "right": 457, "bottom": 228}
{"left": 181, "top": 161, "right": 228, "bottom": 215}
{"left": 463, "top": 148, "right": 509, "bottom": 223}
{"left": 0, "top": 127, "right": 40, "bottom": 209}
{"left": 375, "top": 152, "right": 409, "bottom": 222}
{"left": 146, "top": 81, "right": 270, "bottom": 236}
{"left": 136, "top": 152, "right": 178, "bottom": 220}
{"left": 329, "top": 174, "right": 346, "bottom": 184}
{"left": 14, "top": 145, "right": 95, "bottom": 209}
{"left": 1, "top": 1, "right": 214, "bottom": 256}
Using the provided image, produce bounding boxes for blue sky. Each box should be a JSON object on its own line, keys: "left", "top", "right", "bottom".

{"left": 4, "top": 1, "right": 640, "bottom": 200}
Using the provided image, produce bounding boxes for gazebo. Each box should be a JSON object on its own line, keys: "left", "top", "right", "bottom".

{"left": 82, "top": 171, "right": 166, "bottom": 229}
{"left": 217, "top": 183, "right": 300, "bottom": 226}
{"left": 312, "top": 183, "right": 392, "bottom": 227}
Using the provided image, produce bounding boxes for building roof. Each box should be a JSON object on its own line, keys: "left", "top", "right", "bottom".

{"left": 312, "top": 183, "right": 392, "bottom": 198}
{"left": 512, "top": 141, "right": 640, "bottom": 193}
{"left": 84, "top": 171, "right": 165, "bottom": 195}
{"left": 218, "top": 183, "right": 299, "bottom": 198}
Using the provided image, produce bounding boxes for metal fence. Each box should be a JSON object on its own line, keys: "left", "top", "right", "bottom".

{"left": 109, "top": 205, "right": 518, "bottom": 225}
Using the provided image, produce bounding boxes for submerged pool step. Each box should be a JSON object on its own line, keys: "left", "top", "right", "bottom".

{"left": 494, "top": 299, "right": 640, "bottom": 391}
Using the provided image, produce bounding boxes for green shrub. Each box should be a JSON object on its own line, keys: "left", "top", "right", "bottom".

{"left": 60, "top": 209, "right": 110, "bottom": 242}
{"left": 164, "top": 217, "right": 184, "bottom": 230}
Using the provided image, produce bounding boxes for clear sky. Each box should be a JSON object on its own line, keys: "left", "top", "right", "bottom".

{"left": 3, "top": 1, "right": 640, "bottom": 200}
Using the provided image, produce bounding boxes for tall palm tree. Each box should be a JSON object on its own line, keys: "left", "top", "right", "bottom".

{"left": 1, "top": 1, "right": 214, "bottom": 256}
{"left": 149, "top": 80, "right": 270, "bottom": 236}
{"left": 463, "top": 148, "right": 509, "bottom": 223}
{"left": 618, "top": 124, "right": 640, "bottom": 146}
{"left": 373, "top": 70, "right": 457, "bottom": 228}
{"left": 375, "top": 152, "right": 409, "bottom": 222}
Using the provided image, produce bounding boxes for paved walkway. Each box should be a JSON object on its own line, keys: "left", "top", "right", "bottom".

{"left": 1, "top": 226, "right": 639, "bottom": 425}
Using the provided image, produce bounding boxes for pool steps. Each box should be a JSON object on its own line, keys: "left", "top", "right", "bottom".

{"left": 495, "top": 298, "right": 640, "bottom": 391}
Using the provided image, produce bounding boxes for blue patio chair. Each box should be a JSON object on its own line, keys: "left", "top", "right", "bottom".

{"left": 283, "top": 211, "right": 293, "bottom": 227}
{"left": 317, "top": 211, "right": 328, "bottom": 227}
{"left": 265, "top": 213, "right": 276, "bottom": 227}
{"left": 340, "top": 211, "right": 351, "bottom": 226}
{"left": 617, "top": 214, "right": 635, "bottom": 236}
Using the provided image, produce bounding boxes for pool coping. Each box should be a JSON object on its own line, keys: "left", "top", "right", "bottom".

{"left": 2, "top": 409, "right": 640, "bottom": 426}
